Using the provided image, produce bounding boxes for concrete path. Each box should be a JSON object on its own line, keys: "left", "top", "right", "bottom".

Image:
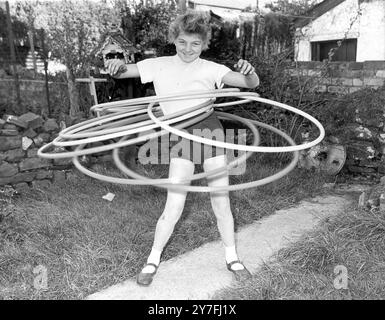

{"left": 87, "top": 193, "right": 356, "bottom": 300}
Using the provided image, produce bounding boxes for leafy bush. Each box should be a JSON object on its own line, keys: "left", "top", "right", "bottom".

{"left": 202, "top": 22, "right": 241, "bottom": 61}
{"left": 121, "top": 1, "right": 178, "bottom": 56}
{"left": 316, "top": 86, "right": 385, "bottom": 143}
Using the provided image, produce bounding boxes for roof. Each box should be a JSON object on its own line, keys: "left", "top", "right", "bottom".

{"left": 294, "top": 0, "right": 346, "bottom": 28}
{"left": 188, "top": 0, "right": 247, "bottom": 11}
{"left": 208, "top": 10, "right": 223, "bottom": 24}
{"left": 94, "top": 30, "right": 138, "bottom": 59}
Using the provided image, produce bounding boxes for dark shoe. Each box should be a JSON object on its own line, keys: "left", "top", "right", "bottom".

{"left": 226, "top": 260, "right": 252, "bottom": 281}
{"left": 136, "top": 263, "right": 159, "bottom": 286}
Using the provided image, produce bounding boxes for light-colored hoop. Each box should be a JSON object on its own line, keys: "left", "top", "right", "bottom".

{"left": 37, "top": 89, "right": 324, "bottom": 192}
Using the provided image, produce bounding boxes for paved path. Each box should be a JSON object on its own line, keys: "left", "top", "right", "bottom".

{"left": 87, "top": 192, "right": 356, "bottom": 300}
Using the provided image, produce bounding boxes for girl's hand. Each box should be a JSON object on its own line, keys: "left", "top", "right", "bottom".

{"left": 234, "top": 59, "right": 255, "bottom": 75}
{"left": 105, "top": 59, "right": 127, "bottom": 76}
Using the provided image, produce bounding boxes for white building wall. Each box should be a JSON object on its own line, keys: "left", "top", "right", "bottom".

{"left": 295, "top": 0, "right": 385, "bottom": 62}
{"left": 357, "top": 0, "right": 385, "bottom": 61}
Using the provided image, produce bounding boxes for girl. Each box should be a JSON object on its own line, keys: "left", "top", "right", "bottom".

{"left": 106, "top": 10, "right": 259, "bottom": 286}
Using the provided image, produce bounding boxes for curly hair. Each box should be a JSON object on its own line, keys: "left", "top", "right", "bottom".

{"left": 168, "top": 10, "right": 212, "bottom": 50}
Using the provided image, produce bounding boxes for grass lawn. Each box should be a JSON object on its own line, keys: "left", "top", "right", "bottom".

{"left": 0, "top": 154, "right": 328, "bottom": 300}
{"left": 213, "top": 203, "right": 385, "bottom": 300}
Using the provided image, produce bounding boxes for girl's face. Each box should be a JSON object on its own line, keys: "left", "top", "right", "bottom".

{"left": 174, "top": 32, "right": 204, "bottom": 63}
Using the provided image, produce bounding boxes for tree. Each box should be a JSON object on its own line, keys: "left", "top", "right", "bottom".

{"left": 120, "top": 0, "right": 178, "bottom": 56}
{"left": 16, "top": 0, "right": 120, "bottom": 116}
{"left": 0, "top": 6, "right": 29, "bottom": 66}
{"left": 264, "top": 0, "right": 319, "bottom": 16}
{"left": 240, "top": 0, "right": 320, "bottom": 59}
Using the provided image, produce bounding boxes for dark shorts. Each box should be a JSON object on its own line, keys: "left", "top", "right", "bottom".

{"left": 169, "top": 112, "right": 225, "bottom": 164}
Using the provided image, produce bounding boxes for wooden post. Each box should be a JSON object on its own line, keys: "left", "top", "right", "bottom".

{"left": 5, "top": 1, "right": 22, "bottom": 112}
{"left": 28, "top": 30, "right": 37, "bottom": 76}
{"left": 88, "top": 76, "right": 98, "bottom": 106}
{"left": 40, "top": 28, "right": 51, "bottom": 117}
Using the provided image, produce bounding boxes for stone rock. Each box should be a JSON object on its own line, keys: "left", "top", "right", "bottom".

{"left": 36, "top": 170, "right": 53, "bottom": 180}
{"left": 43, "top": 119, "right": 59, "bottom": 132}
{"left": 27, "top": 148, "right": 38, "bottom": 158}
{"left": 0, "top": 129, "right": 19, "bottom": 136}
{"left": 19, "top": 158, "right": 51, "bottom": 171}
{"left": 0, "top": 136, "right": 22, "bottom": 151}
{"left": 3, "top": 114, "right": 28, "bottom": 129}
{"left": 22, "top": 137, "right": 34, "bottom": 150}
{"left": 32, "top": 136, "right": 44, "bottom": 148}
{"left": 347, "top": 166, "right": 377, "bottom": 174}
{"left": 0, "top": 172, "right": 36, "bottom": 186}
{"left": 32, "top": 133, "right": 51, "bottom": 147}
{"left": 0, "top": 162, "right": 18, "bottom": 178}
{"left": 18, "top": 112, "right": 44, "bottom": 130}
{"left": 356, "top": 159, "right": 380, "bottom": 168}
{"left": 31, "top": 179, "right": 51, "bottom": 189}
{"left": 23, "top": 128, "right": 38, "bottom": 139}
{"left": 53, "top": 158, "right": 73, "bottom": 167}
{"left": 3, "top": 149, "right": 25, "bottom": 162}
{"left": 347, "top": 141, "right": 376, "bottom": 161}
{"left": 13, "top": 182, "right": 30, "bottom": 194}
{"left": 0, "top": 118, "right": 5, "bottom": 129}
{"left": 3, "top": 124, "right": 17, "bottom": 130}
{"left": 39, "top": 133, "right": 51, "bottom": 142}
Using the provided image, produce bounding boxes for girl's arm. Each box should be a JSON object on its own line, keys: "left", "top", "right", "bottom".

{"left": 222, "top": 59, "right": 259, "bottom": 89}
{"left": 105, "top": 59, "right": 140, "bottom": 79}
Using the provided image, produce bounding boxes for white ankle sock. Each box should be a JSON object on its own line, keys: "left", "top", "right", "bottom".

{"left": 225, "top": 246, "right": 244, "bottom": 271}
{"left": 142, "top": 248, "right": 162, "bottom": 273}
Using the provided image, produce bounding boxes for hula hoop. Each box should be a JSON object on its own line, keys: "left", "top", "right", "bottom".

{"left": 38, "top": 101, "right": 215, "bottom": 159}
{"left": 110, "top": 112, "right": 260, "bottom": 185}
{"left": 147, "top": 92, "right": 325, "bottom": 153}
{"left": 37, "top": 89, "right": 324, "bottom": 192}
{"left": 72, "top": 114, "right": 299, "bottom": 192}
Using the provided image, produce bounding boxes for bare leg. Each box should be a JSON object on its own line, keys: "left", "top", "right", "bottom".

{"left": 203, "top": 155, "right": 245, "bottom": 271}
{"left": 142, "top": 157, "right": 194, "bottom": 273}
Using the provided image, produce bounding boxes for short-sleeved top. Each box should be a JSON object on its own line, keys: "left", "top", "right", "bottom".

{"left": 136, "top": 54, "right": 231, "bottom": 116}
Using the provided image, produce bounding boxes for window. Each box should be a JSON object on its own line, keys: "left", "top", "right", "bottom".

{"left": 311, "top": 39, "right": 357, "bottom": 61}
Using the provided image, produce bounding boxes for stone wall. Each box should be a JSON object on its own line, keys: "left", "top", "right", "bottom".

{"left": 0, "top": 112, "right": 72, "bottom": 190}
{"left": 287, "top": 61, "right": 385, "bottom": 179}
{"left": 286, "top": 60, "right": 385, "bottom": 94}
{"left": 0, "top": 79, "right": 71, "bottom": 115}
{"left": 344, "top": 94, "right": 385, "bottom": 178}
{"left": 0, "top": 78, "right": 94, "bottom": 117}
